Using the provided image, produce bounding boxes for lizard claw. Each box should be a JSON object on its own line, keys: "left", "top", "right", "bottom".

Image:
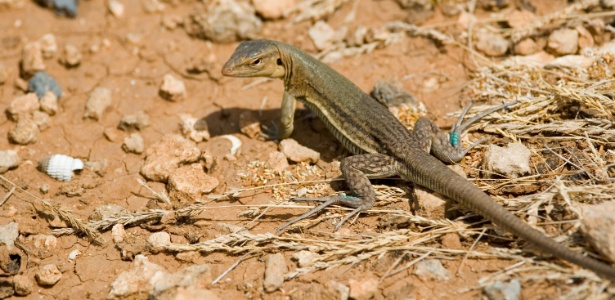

{"left": 260, "top": 120, "right": 280, "bottom": 141}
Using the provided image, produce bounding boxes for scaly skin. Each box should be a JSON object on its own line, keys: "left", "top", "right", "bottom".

{"left": 221, "top": 39, "right": 615, "bottom": 280}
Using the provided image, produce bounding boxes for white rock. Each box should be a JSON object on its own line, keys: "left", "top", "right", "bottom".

{"left": 482, "top": 143, "right": 531, "bottom": 178}
{"left": 7, "top": 93, "right": 40, "bottom": 121}
{"left": 60, "top": 44, "right": 82, "bottom": 67}
{"left": 414, "top": 259, "right": 450, "bottom": 281}
{"left": 107, "top": 0, "right": 125, "bottom": 17}
{"left": 84, "top": 87, "right": 112, "bottom": 120}
{"left": 263, "top": 253, "right": 286, "bottom": 292}
{"left": 309, "top": 21, "right": 338, "bottom": 51}
{"left": 484, "top": 279, "right": 521, "bottom": 300}
{"left": 179, "top": 114, "right": 210, "bottom": 142}
{"left": 291, "top": 250, "right": 317, "bottom": 267}
{"left": 148, "top": 232, "right": 171, "bottom": 252}
{"left": 40, "top": 91, "right": 59, "bottom": 115}
{"left": 38, "top": 34, "right": 58, "bottom": 58}
{"left": 122, "top": 133, "right": 145, "bottom": 154}
{"left": 159, "top": 74, "right": 186, "bottom": 101}
{"left": 21, "top": 42, "right": 45, "bottom": 75}
{"left": 68, "top": 249, "right": 81, "bottom": 261}
{"left": 112, "top": 224, "right": 126, "bottom": 244}
{"left": 0, "top": 150, "right": 20, "bottom": 174}
{"left": 108, "top": 255, "right": 168, "bottom": 298}
{"left": 252, "top": 0, "right": 295, "bottom": 19}
{"left": 581, "top": 201, "right": 615, "bottom": 262}
{"left": 279, "top": 139, "right": 320, "bottom": 163}
{"left": 0, "top": 222, "right": 19, "bottom": 250}
{"left": 35, "top": 264, "right": 62, "bottom": 286}
{"left": 547, "top": 28, "right": 579, "bottom": 56}
{"left": 475, "top": 30, "right": 509, "bottom": 56}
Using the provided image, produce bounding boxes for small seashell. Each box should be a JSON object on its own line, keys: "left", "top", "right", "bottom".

{"left": 220, "top": 135, "right": 241, "bottom": 156}
{"left": 38, "top": 154, "right": 84, "bottom": 181}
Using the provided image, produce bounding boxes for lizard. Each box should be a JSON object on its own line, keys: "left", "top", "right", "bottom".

{"left": 221, "top": 39, "right": 615, "bottom": 280}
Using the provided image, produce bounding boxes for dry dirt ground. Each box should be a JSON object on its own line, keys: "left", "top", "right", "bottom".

{"left": 1, "top": 0, "right": 615, "bottom": 299}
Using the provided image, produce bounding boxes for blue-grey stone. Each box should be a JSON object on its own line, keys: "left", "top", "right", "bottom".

{"left": 28, "top": 71, "right": 62, "bottom": 99}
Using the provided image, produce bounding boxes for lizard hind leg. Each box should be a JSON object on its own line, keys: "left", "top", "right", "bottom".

{"left": 276, "top": 154, "right": 399, "bottom": 233}
{"left": 413, "top": 100, "right": 517, "bottom": 164}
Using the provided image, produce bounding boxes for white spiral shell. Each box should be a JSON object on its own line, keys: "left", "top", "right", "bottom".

{"left": 38, "top": 154, "right": 84, "bottom": 181}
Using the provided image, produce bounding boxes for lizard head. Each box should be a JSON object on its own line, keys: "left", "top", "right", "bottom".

{"left": 221, "top": 39, "right": 286, "bottom": 78}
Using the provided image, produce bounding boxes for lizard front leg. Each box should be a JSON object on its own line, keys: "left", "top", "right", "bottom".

{"left": 262, "top": 91, "right": 297, "bottom": 140}
{"left": 277, "top": 154, "right": 399, "bottom": 233}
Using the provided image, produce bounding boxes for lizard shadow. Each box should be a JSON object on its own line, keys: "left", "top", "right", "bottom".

{"left": 202, "top": 107, "right": 346, "bottom": 163}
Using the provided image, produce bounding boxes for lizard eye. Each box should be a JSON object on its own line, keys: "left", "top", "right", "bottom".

{"left": 251, "top": 58, "right": 261, "bottom": 66}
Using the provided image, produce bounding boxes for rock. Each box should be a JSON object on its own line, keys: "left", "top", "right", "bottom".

{"left": 60, "top": 44, "right": 82, "bottom": 67}
{"left": 119, "top": 111, "right": 150, "bottom": 131}
{"left": 32, "top": 110, "right": 50, "bottom": 131}
{"left": 581, "top": 201, "right": 615, "bottom": 262}
{"left": 0, "top": 150, "right": 20, "bottom": 174}
{"left": 7, "top": 93, "right": 40, "bottom": 121}
{"left": 279, "top": 139, "right": 320, "bottom": 163}
{"left": 576, "top": 26, "right": 594, "bottom": 49}
{"left": 35, "top": 264, "right": 62, "bottom": 286}
{"left": 84, "top": 87, "right": 112, "bottom": 120}
{"left": 13, "top": 274, "right": 33, "bottom": 296}
{"left": 68, "top": 249, "right": 81, "bottom": 261}
{"left": 0, "top": 278, "right": 14, "bottom": 299}
{"left": 308, "top": 21, "right": 338, "bottom": 51}
{"left": 40, "top": 91, "right": 59, "bottom": 115}
{"left": 252, "top": 0, "right": 295, "bottom": 19}
{"left": 122, "top": 133, "right": 145, "bottom": 154}
{"left": 89, "top": 204, "right": 129, "bottom": 221}
{"left": 263, "top": 253, "right": 286, "bottom": 292}
{"left": 238, "top": 111, "right": 261, "bottom": 139}
{"left": 291, "top": 250, "right": 318, "bottom": 267}
{"left": 414, "top": 185, "right": 448, "bottom": 219}
{"left": 28, "top": 71, "right": 62, "bottom": 99}
{"left": 603, "top": 0, "right": 615, "bottom": 8}
{"left": 148, "top": 232, "right": 171, "bottom": 252}
{"left": 440, "top": 232, "right": 463, "bottom": 250}
{"left": 38, "top": 33, "right": 58, "bottom": 58}
{"left": 167, "top": 164, "right": 219, "bottom": 202}
{"left": 30, "top": 234, "right": 58, "bottom": 252}
{"left": 112, "top": 224, "right": 126, "bottom": 244}
{"left": 483, "top": 279, "right": 521, "bottom": 300}
{"left": 505, "top": 9, "right": 535, "bottom": 29}
{"left": 21, "top": 42, "right": 45, "bottom": 75}
{"left": 185, "top": 0, "right": 262, "bottom": 43}
{"left": 0, "top": 223, "right": 19, "bottom": 250}
{"left": 38, "top": 0, "right": 78, "bottom": 17}
{"left": 348, "top": 275, "right": 379, "bottom": 300}
{"left": 159, "top": 74, "right": 186, "bottom": 101}
{"left": 266, "top": 151, "right": 289, "bottom": 171}
{"left": 104, "top": 127, "right": 122, "bottom": 142}
{"left": 140, "top": 134, "right": 201, "bottom": 182}
{"left": 414, "top": 259, "right": 450, "bottom": 281}
{"left": 482, "top": 143, "right": 531, "bottom": 178}
{"left": 179, "top": 114, "right": 210, "bottom": 142}
{"left": 9, "top": 116, "right": 39, "bottom": 145}
{"left": 546, "top": 55, "right": 594, "bottom": 69}
{"left": 108, "top": 255, "right": 168, "bottom": 298}
{"left": 547, "top": 28, "right": 579, "bottom": 56}
{"left": 150, "top": 265, "right": 213, "bottom": 298}
{"left": 107, "top": 0, "right": 124, "bottom": 17}
{"left": 513, "top": 38, "right": 539, "bottom": 55}
{"left": 475, "top": 30, "right": 509, "bottom": 56}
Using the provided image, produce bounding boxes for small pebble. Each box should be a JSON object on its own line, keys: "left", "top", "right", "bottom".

{"left": 252, "top": 0, "right": 295, "bottom": 19}
{"left": 581, "top": 201, "right": 615, "bottom": 262}
{"left": 186, "top": 0, "right": 261, "bottom": 43}
{"left": 291, "top": 250, "right": 317, "bottom": 267}
{"left": 68, "top": 249, "right": 81, "bottom": 261}
{"left": 84, "top": 87, "right": 112, "bottom": 120}
{"left": 179, "top": 114, "right": 210, "bottom": 142}
{"left": 140, "top": 134, "right": 201, "bottom": 182}
{"left": 118, "top": 111, "right": 150, "bottom": 131}
{"left": 475, "top": 30, "right": 509, "bottom": 56}
{"left": 40, "top": 0, "right": 78, "bottom": 17}
{"left": 414, "top": 259, "right": 450, "bottom": 282}
{"left": 40, "top": 91, "right": 59, "bottom": 115}
{"left": 159, "top": 74, "right": 186, "bottom": 101}
{"left": 279, "top": 139, "right": 320, "bottom": 163}
{"left": 13, "top": 274, "right": 33, "bottom": 296}
{"left": 60, "top": 44, "right": 82, "bottom": 67}
{"left": 308, "top": 21, "right": 338, "bottom": 51}
{"left": 107, "top": 0, "right": 124, "bottom": 17}
{"left": 21, "top": 42, "right": 45, "bottom": 75}
{"left": 167, "top": 163, "right": 219, "bottom": 202}
{"left": 513, "top": 38, "right": 539, "bottom": 55}
{"left": 7, "top": 93, "right": 40, "bottom": 122}
{"left": 40, "top": 183, "right": 50, "bottom": 194}
{"left": 28, "top": 71, "right": 63, "bottom": 99}
{"left": 38, "top": 33, "right": 58, "bottom": 58}
{"left": 32, "top": 110, "right": 51, "bottom": 130}
{"left": 482, "top": 143, "right": 531, "bottom": 178}
{"left": 9, "top": 116, "right": 39, "bottom": 145}
{"left": 263, "top": 253, "right": 286, "bottom": 292}
{"left": 148, "top": 232, "right": 171, "bottom": 252}
{"left": 577, "top": 26, "right": 594, "bottom": 49}
{"left": 348, "top": 276, "right": 379, "bottom": 300}
{"left": 122, "top": 133, "right": 145, "bottom": 154}
{"left": 0, "top": 222, "right": 19, "bottom": 250}
{"left": 112, "top": 223, "right": 125, "bottom": 243}
{"left": 547, "top": 28, "right": 579, "bottom": 55}
{"left": 108, "top": 255, "right": 168, "bottom": 299}
{"left": 483, "top": 279, "right": 521, "bottom": 300}
{"left": 266, "top": 151, "right": 288, "bottom": 171}
{"left": 238, "top": 111, "right": 261, "bottom": 139}
{"left": 89, "top": 204, "right": 129, "bottom": 221}
{"left": 35, "top": 264, "right": 62, "bottom": 286}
